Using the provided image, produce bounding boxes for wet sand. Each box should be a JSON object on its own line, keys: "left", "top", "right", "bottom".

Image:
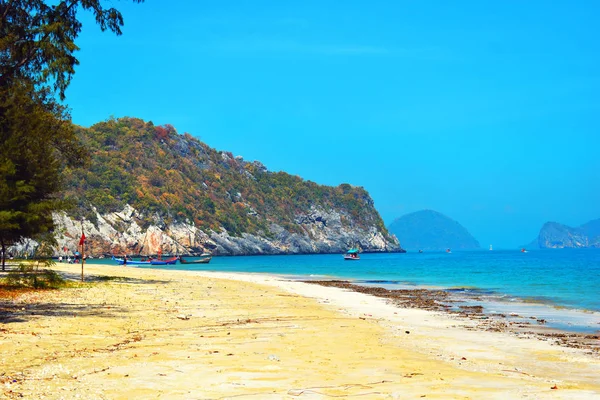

{"left": 303, "top": 280, "right": 600, "bottom": 353}
{"left": 1, "top": 263, "right": 599, "bottom": 399}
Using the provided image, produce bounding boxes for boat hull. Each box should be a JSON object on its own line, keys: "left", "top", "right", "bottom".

{"left": 113, "top": 257, "right": 151, "bottom": 266}
{"left": 180, "top": 256, "right": 211, "bottom": 264}
{"left": 150, "top": 259, "right": 178, "bottom": 265}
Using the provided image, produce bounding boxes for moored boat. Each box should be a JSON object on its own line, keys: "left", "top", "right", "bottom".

{"left": 149, "top": 256, "right": 178, "bottom": 265}
{"left": 112, "top": 256, "right": 151, "bottom": 266}
{"left": 179, "top": 256, "right": 212, "bottom": 264}
{"left": 343, "top": 248, "right": 360, "bottom": 260}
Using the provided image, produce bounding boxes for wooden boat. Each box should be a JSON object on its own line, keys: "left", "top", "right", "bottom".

{"left": 112, "top": 256, "right": 151, "bottom": 266}
{"left": 149, "top": 256, "right": 178, "bottom": 265}
{"left": 343, "top": 248, "right": 360, "bottom": 260}
{"left": 179, "top": 256, "right": 212, "bottom": 264}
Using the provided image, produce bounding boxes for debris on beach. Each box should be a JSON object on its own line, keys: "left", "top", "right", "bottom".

{"left": 303, "top": 280, "right": 600, "bottom": 354}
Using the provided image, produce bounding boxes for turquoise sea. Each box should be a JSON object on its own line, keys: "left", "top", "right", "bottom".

{"left": 90, "top": 249, "right": 600, "bottom": 333}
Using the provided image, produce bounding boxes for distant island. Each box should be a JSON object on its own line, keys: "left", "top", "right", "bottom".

{"left": 388, "top": 210, "right": 481, "bottom": 251}
{"left": 529, "top": 218, "right": 600, "bottom": 249}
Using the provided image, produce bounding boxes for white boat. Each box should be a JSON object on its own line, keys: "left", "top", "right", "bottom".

{"left": 489, "top": 245, "right": 493, "bottom": 251}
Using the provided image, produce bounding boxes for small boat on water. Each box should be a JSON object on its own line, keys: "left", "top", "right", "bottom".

{"left": 112, "top": 256, "right": 151, "bottom": 266}
{"left": 446, "top": 248, "right": 452, "bottom": 254}
{"left": 179, "top": 256, "right": 212, "bottom": 264}
{"left": 521, "top": 248, "right": 528, "bottom": 253}
{"left": 343, "top": 248, "right": 360, "bottom": 260}
{"left": 149, "top": 256, "right": 179, "bottom": 265}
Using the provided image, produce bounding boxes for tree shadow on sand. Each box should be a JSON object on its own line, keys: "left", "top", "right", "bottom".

{"left": 0, "top": 272, "right": 171, "bottom": 324}
{"left": 59, "top": 271, "right": 171, "bottom": 285}
{"left": 0, "top": 301, "right": 129, "bottom": 323}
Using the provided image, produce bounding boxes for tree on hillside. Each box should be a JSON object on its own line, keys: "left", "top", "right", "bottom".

{"left": 0, "top": 0, "right": 143, "bottom": 270}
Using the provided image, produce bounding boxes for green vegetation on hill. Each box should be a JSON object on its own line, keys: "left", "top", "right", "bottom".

{"left": 62, "top": 117, "right": 391, "bottom": 239}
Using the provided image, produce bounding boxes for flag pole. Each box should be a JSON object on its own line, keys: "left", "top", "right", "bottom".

{"left": 80, "top": 219, "right": 85, "bottom": 282}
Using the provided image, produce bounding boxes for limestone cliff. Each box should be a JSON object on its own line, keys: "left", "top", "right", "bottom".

{"left": 49, "top": 204, "right": 397, "bottom": 256}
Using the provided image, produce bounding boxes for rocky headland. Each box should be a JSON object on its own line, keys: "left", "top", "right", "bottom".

{"left": 10, "top": 117, "right": 399, "bottom": 257}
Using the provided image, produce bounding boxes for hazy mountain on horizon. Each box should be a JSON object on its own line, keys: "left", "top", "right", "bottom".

{"left": 528, "top": 218, "right": 600, "bottom": 249}
{"left": 388, "top": 210, "right": 481, "bottom": 251}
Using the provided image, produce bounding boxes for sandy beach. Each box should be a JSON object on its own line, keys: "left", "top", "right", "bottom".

{"left": 1, "top": 263, "right": 599, "bottom": 399}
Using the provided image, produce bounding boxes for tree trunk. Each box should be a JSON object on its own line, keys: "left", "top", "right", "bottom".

{"left": 1, "top": 239, "right": 5, "bottom": 271}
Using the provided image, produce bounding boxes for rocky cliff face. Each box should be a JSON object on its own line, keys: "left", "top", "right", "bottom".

{"left": 535, "top": 220, "right": 600, "bottom": 249}
{"left": 45, "top": 204, "right": 398, "bottom": 257}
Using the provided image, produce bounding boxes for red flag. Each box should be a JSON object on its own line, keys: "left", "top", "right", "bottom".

{"left": 79, "top": 233, "right": 86, "bottom": 246}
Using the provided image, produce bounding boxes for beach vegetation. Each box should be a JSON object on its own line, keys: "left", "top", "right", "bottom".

{"left": 4, "top": 261, "right": 66, "bottom": 289}
{"left": 0, "top": 0, "right": 143, "bottom": 270}
{"left": 0, "top": 80, "right": 82, "bottom": 270}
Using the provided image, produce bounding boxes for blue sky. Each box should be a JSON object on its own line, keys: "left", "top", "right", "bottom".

{"left": 66, "top": 0, "right": 600, "bottom": 248}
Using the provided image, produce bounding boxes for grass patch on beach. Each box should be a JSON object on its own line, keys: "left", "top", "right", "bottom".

{"left": 94, "top": 275, "right": 130, "bottom": 282}
{"left": 0, "top": 261, "right": 71, "bottom": 293}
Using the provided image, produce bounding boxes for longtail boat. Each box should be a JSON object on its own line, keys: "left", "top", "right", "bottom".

{"left": 149, "top": 256, "right": 178, "bottom": 265}
{"left": 179, "top": 256, "right": 212, "bottom": 264}
{"left": 112, "top": 256, "right": 151, "bottom": 266}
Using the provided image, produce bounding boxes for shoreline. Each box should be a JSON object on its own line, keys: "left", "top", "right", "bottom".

{"left": 301, "top": 280, "right": 600, "bottom": 354}
{"left": 1, "top": 263, "right": 600, "bottom": 398}
{"left": 301, "top": 277, "right": 600, "bottom": 333}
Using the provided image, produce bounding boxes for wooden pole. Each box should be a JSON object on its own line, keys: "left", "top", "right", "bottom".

{"left": 81, "top": 220, "right": 85, "bottom": 282}
{"left": 81, "top": 240, "right": 85, "bottom": 281}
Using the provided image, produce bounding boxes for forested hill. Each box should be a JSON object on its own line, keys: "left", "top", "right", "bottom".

{"left": 388, "top": 210, "right": 481, "bottom": 251}
{"left": 56, "top": 117, "right": 398, "bottom": 255}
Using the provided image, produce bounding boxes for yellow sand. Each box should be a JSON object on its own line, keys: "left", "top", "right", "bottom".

{"left": 1, "top": 263, "right": 599, "bottom": 399}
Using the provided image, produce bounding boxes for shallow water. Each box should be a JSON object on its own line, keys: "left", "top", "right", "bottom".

{"left": 86, "top": 249, "right": 600, "bottom": 333}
